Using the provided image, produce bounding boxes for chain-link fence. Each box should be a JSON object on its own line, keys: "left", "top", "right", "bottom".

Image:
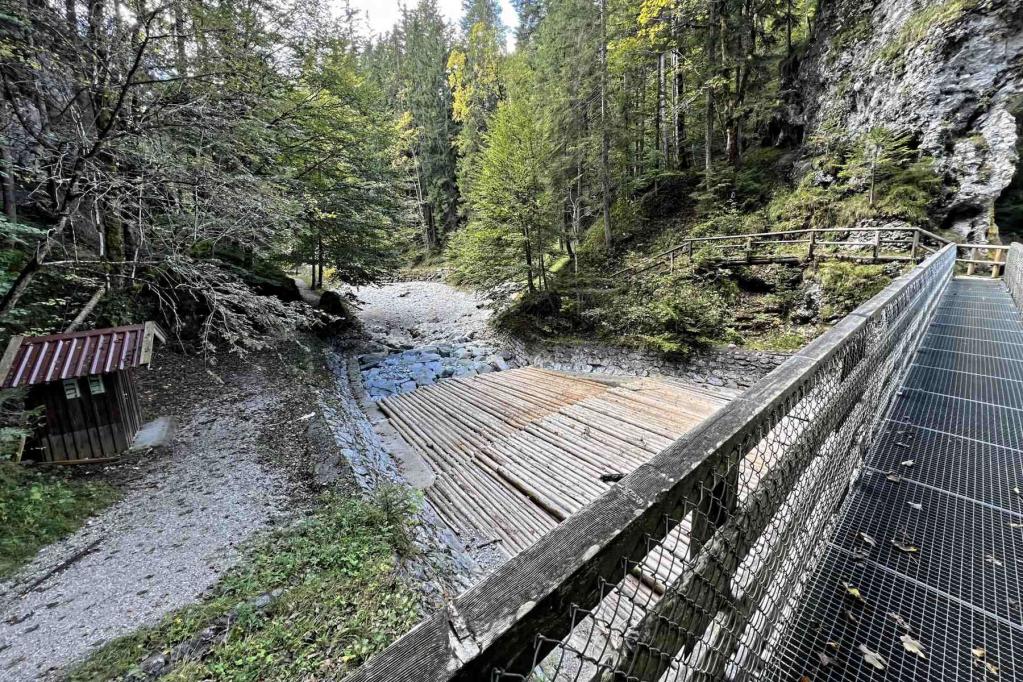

{"left": 348, "top": 245, "right": 956, "bottom": 682}
{"left": 1006, "top": 243, "right": 1023, "bottom": 309}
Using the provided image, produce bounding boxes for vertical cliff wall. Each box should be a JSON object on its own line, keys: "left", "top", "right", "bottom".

{"left": 792, "top": 0, "right": 1023, "bottom": 241}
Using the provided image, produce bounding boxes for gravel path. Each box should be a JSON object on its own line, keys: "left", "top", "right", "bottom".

{"left": 0, "top": 369, "right": 294, "bottom": 681}
{"left": 352, "top": 281, "right": 492, "bottom": 345}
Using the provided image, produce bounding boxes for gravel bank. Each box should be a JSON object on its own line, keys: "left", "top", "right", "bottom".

{"left": 0, "top": 356, "right": 300, "bottom": 681}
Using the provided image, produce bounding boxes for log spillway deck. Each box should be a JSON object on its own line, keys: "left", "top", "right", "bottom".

{"left": 776, "top": 278, "right": 1023, "bottom": 681}
{"left": 377, "top": 366, "right": 736, "bottom": 558}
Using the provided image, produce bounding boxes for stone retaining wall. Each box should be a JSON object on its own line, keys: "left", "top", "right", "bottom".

{"left": 504, "top": 338, "right": 789, "bottom": 390}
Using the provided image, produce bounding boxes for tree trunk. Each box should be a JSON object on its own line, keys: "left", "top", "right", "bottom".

{"left": 599, "top": 0, "right": 612, "bottom": 250}
{"left": 705, "top": 0, "right": 717, "bottom": 177}
{"left": 523, "top": 227, "right": 536, "bottom": 293}
{"left": 1, "top": 136, "right": 16, "bottom": 224}
{"left": 673, "top": 50, "right": 686, "bottom": 169}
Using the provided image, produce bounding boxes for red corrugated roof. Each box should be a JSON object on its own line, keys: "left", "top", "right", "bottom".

{"left": 0, "top": 322, "right": 166, "bottom": 389}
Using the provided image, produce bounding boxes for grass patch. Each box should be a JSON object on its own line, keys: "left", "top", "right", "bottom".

{"left": 0, "top": 462, "right": 119, "bottom": 579}
{"left": 877, "top": 0, "right": 977, "bottom": 65}
{"left": 69, "top": 487, "right": 421, "bottom": 681}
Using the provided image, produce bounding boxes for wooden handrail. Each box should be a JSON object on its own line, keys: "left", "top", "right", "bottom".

{"left": 614, "top": 226, "right": 1002, "bottom": 279}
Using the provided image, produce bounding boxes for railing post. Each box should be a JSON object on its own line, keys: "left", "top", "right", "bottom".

{"left": 967, "top": 246, "right": 977, "bottom": 276}
{"left": 872, "top": 230, "right": 880, "bottom": 261}
{"left": 991, "top": 248, "right": 1002, "bottom": 279}
{"left": 911, "top": 229, "right": 919, "bottom": 261}
{"left": 687, "top": 240, "right": 694, "bottom": 263}
{"left": 745, "top": 237, "right": 753, "bottom": 263}
{"left": 670, "top": 251, "right": 675, "bottom": 274}
{"left": 807, "top": 230, "right": 816, "bottom": 262}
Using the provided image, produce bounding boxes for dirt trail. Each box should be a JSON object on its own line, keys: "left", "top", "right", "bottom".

{"left": 0, "top": 358, "right": 299, "bottom": 681}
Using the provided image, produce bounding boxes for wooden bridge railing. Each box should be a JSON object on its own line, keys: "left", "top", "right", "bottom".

{"left": 347, "top": 244, "right": 957, "bottom": 682}
{"left": 613, "top": 226, "right": 1008, "bottom": 279}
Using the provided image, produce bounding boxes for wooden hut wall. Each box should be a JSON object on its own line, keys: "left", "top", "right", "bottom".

{"left": 30, "top": 371, "right": 142, "bottom": 462}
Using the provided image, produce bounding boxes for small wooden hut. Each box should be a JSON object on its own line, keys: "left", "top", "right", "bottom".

{"left": 0, "top": 322, "right": 166, "bottom": 463}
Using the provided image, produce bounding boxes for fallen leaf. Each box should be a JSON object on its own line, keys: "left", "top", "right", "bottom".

{"left": 889, "top": 611, "right": 911, "bottom": 631}
{"left": 986, "top": 554, "right": 1004, "bottom": 567}
{"left": 908, "top": 501, "right": 923, "bottom": 510}
{"left": 985, "top": 661, "right": 999, "bottom": 676}
{"left": 972, "top": 646, "right": 986, "bottom": 659}
{"left": 885, "top": 471, "right": 902, "bottom": 483}
{"left": 901, "top": 634, "right": 926, "bottom": 659}
{"left": 1010, "top": 521, "right": 1023, "bottom": 529}
{"left": 858, "top": 532, "right": 877, "bottom": 547}
{"left": 843, "top": 607, "right": 859, "bottom": 624}
{"left": 826, "top": 641, "right": 840, "bottom": 651}
{"left": 901, "top": 459, "right": 915, "bottom": 467}
{"left": 818, "top": 651, "right": 834, "bottom": 667}
{"left": 1014, "top": 487, "right": 1021, "bottom": 497}
{"left": 895, "top": 441, "right": 910, "bottom": 448}
{"left": 892, "top": 538, "right": 920, "bottom": 553}
{"left": 843, "top": 582, "right": 865, "bottom": 603}
{"left": 859, "top": 644, "right": 886, "bottom": 670}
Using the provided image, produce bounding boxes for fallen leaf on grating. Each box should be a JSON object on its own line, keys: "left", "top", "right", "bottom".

{"left": 900, "top": 459, "right": 915, "bottom": 467}
{"left": 986, "top": 554, "right": 1004, "bottom": 567}
{"left": 826, "top": 641, "right": 840, "bottom": 651}
{"left": 859, "top": 645, "right": 886, "bottom": 670}
{"left": 1010, "top": 521, "right": 1023, "bottom": 529}
{"left": 892, "top": 538, "right": 920, "bottom": 553}
{"left": 1013, "top": 486, "right": 1021, "bottom": 497}
{"left": 885, "top": 471, "right": 902, "bottom": 483}
{"left": 908, "top": 501, "right": 923, "bottom": 510}
{"left": 901, "top": 634, "right": 926, "bottom": 659}
{"left": 972, "top": 646, "right": 986, "bottom": 659}
{"left": 858, "top": 531, "right": 877, "bottom": 547}
{"left": 818, "top": 651, "right": 834, "bottom": 667}
{"left": 843, "top": 582, "right": 865, "bottom": 603}
{"left": 888, "top": 611, "right": 911, "bottom": 631}
{"left": 843, "top": 607, "right": 860, "bottom": 624}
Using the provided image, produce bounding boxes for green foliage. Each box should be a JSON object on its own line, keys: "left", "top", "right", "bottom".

{"left": 587, "top": 275, "right": 735, "bottom": 356}
{"left": 450, "top": 61, "right": 558, "bottom": 291}
{"left": 70, "top": 487, "right": 421, "bottom": 681}
{"left": 816, "top": 261, "right": 891, "bottom": 320}
{"left": 877, "top": 0, "right": 978, "bottom": 65}
{"left": 770, "top": 129, "right": 940, "bottom": 230}
{"left": 0, "top": 463, "right": 119, "bottom": 578}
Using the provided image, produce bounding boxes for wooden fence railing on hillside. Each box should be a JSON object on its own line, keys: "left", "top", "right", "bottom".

{"left": 613, "top": 226, "right": 1010, "bottom": 279}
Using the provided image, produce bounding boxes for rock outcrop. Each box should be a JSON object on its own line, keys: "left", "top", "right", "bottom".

{"left": 793, "top": 0, "right": 1023, "bottom": 241}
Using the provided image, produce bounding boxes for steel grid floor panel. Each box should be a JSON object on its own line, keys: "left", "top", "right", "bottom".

{"left": 829, "top": 470, "right": 1022, "bottom": 623}
{"left": 889, "top": 389, "right": 1023, "bottom": 450}
{"left": 927, "top": 324, "right": 1023, "bottom": 346}
{"left": 772, "top": 549, "right": 1022, "bottom": 682}
{"left": 934, "top": 310, "right": 1023, "bottom": 325}
{"left": 913, "top": 347, "right": 1023, "bottom": 382}
{"left": 922, "top": 330, "right": 1023, "bottom": 361}
{"left": 776, "top": 279, "right": 1023, "bottom": 681}
{"left": 903, "top": 364, "right": 1023, "bottom": 410}
{"left": 869, "top": 423, "right": 1023, "bottom": 511}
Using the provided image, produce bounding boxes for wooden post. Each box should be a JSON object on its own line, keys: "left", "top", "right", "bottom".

{"left": 745, "top": 237, "right": 753, "bottom": 263}
{"left": 910, "top": 229, "right": 919, "bottom": 261}
{"left": 670, "top": 251, "right": 675, "bottom": 274}
{"left": 807, "top": 230, "right": 816, "bottom": 262}
{"left": 991, "top": 248, "right": 1003, "bottom": 279}
{"left": 872, "top": 230, "right": 880, "bottom": 261}
{"left": 687, "top": 240, "right": 694, "bottom": 262}
{"left": 967, "top": 246, "right": 977, "bottom": 276}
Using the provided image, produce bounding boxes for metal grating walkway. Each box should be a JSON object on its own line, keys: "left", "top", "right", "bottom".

{"left": 776, "top": 279, "right": 1023, "bottom": 681}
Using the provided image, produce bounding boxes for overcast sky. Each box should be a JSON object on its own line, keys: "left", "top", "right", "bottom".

{"left": 341, "top": 0, "right": 519, "bottom": 49}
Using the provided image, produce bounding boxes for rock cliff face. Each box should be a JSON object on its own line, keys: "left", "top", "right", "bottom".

{"left": 793, "top": 0, "right": 1023, "bottom": 241}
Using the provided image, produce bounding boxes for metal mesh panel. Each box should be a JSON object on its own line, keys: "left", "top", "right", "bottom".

{"left": 485, "top": 247, "right": 956, "bottom": 682}
{"left": 344, "top": 246, "right": 958, "bottom": 682}
{"left": 1007, "top": 243, "right": 1023, "bottom": 310}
